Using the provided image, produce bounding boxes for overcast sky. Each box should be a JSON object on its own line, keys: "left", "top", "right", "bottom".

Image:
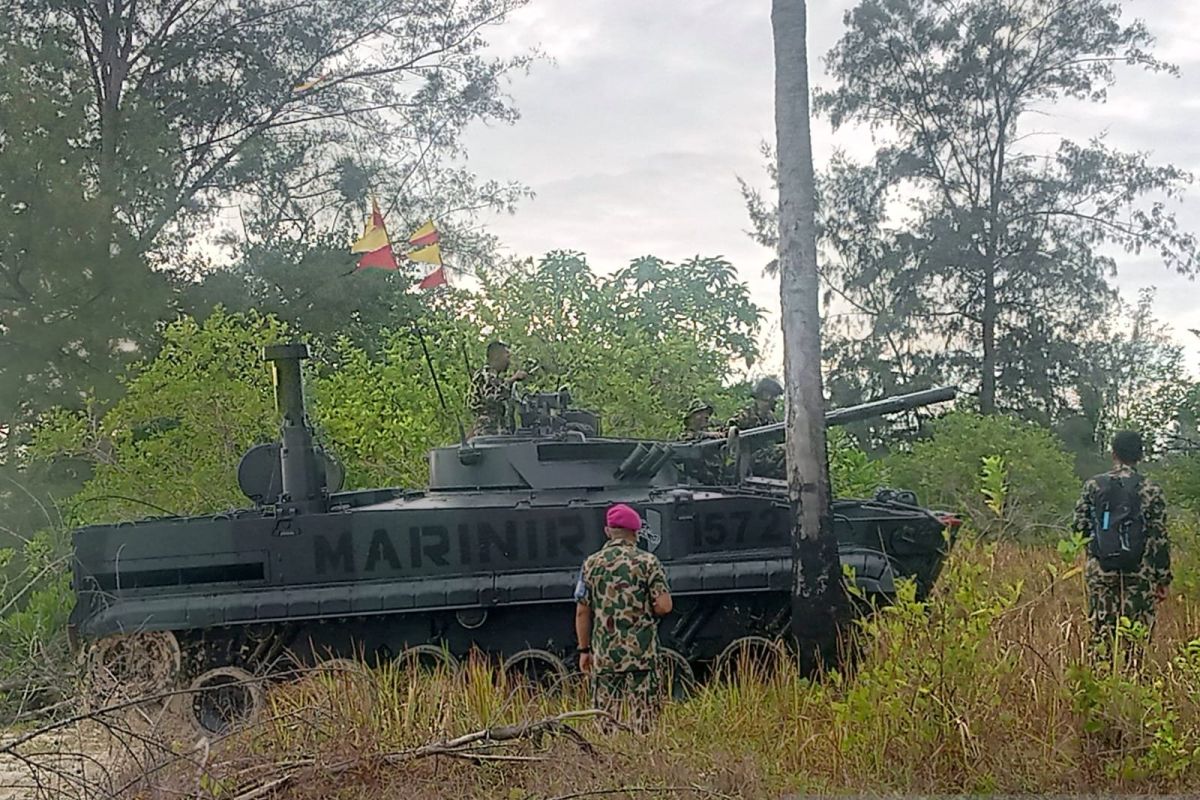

{"left": 462, "top": 0, "right": 1200, "bottom": 375}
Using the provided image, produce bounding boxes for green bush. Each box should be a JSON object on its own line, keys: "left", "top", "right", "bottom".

{"left": 829, "top": 428, "right": 890, "bottom": 498}
{"left": 32, "top": 309, "right": 288, "bottom": 526}
{"left": 1157, "top": 453, "right": 1200, "bottom": 512}
{"left": 887, "top": 412, "right": 1078, "bottom": 538}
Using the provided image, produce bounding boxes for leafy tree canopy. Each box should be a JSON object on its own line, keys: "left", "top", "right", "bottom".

{"left": 31, "top": 251, "right": 766, "bottom": 526}
{"left": 745, "top": 0, "right": 1197, "bottom": 420}
{"left": 1, "top": 0, "right": 533, "bottom": 433}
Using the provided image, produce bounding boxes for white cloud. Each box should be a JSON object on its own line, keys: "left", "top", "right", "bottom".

{"left": 465, "top": 0, "right": 1200, "bottom": 374}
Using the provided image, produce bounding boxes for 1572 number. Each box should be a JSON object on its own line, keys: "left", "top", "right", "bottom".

{"left": 694, "top": 506, "right": 784, "bottom": 549}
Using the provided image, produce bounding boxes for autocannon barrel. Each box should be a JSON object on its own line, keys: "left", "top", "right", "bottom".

{"left": 263, "top": 342, "right": 327, "bottom": 514}
{"left": 824, "top": 385, "right": 958, "bottom": 427}
{"left": 686, "top": 385, "right": 957, "bottom": 454}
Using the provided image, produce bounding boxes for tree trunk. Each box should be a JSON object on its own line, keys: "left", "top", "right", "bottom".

{"left": 980, "top": 267, "right": 997, "bottom": 415}
{"left": 980, "top": 119, "right": 1006, "bottom": 417}
{"left": 773, "top": 0, "right": 847, "bottom": 670}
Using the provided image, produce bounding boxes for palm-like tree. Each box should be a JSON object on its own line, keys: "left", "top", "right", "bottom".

{"left": 772, "top": 0, "right": 848, "bottom": 665}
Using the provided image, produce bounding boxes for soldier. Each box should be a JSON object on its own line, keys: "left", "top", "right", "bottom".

{"left": 728, "top": 377, "right": 785, "bottom": 479}
{"left": 1072, "top": 430, "right": 1171, "bottom": 664}
{"left": 677, "top": 398, "right": 724, "bottom": 442}
{"left": 727, "top": 376, "right": 784, "bottom": 431}
{"left": 467, "top": 341, "right": 527, "bottom": 436}
{"left": 574, "top": 503, "right": 673, "bottom": 733}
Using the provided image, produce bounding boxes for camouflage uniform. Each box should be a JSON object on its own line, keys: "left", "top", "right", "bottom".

{"left": 676, "top": 432, "right": 724, "bottom": 484}
{"left": 727, "top": 404, "right": 785, "bottom": 479}
{"left": 576, "top": 539, "right": 670, "bottom": 733}
{"left": 468, "top": 365, "right": 510, "bottom": 435}
{"left": 1072, "top": 464, "right": 1171, "bottom": 659}
{"left": 677, "top": 426, "right": 724, "bottom": 443}
{"left": 726, "top": 404, "right": 776, "bottom": 432}
{"left": 678, "top": 398, "right": 720, "bottom": 443}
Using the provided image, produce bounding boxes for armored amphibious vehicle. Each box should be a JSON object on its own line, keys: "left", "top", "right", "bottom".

{"left": 70, "top": 343, "right": 957, "bottom": 732}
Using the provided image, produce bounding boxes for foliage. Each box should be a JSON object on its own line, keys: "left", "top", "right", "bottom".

{"left": 888, "top": 412, "right": 1077, "bottom": 537}
{"left": 183, "top": 233, "right": 428, "bottom": 353}
{"left": 979, "top": 454, "right": 1008, "bottom": 517}
{"left": 0, "top": 28, "right": 173, "bottom": 420}
{"left": 0, "top": 0, "right": 536, "bottom": 557}
{"left": 828, "top": 427, "right": 890, "bottom": 498}
{"left": 470, "top": 252, "right": 763, "bottom": 439}
{"left": 30, "top": 251, "right": 765, "bottom": 525}
{"left": 0, "top": 525, "right": 78, "bottom": 718}
{"left": 1159, "top": 456, "right": 1200, "bottom": 513}
{"left": 310, "top": 316, "right": 476, "bottom": 490}
{"left": 745, "top": 0, "right": 1198, "bottom": 419}
{"left": 135, "top": 535, "right": 1200, "bottom": 797}
{"left": 31, "top": 310, "right": 288, "bottom": 525}
{"left": 1074, "top": 289, "right": 1195, "bottom": 456}
{"left": 0, "top": 0, "right": 533, "bottom": 436}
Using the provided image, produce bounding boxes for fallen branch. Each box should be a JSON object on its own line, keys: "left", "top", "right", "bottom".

{"left": 229, "top": 709, "right": 616, "bottom": 800}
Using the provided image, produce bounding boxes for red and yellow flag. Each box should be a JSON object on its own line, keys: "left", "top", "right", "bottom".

{"left": 351, "top": 200, "right": 398, "bottom": 270}
{"left": 408, "top": 220, "right": 447, "bottom": 289}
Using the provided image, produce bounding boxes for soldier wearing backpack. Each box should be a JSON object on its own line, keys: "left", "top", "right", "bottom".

{"left": 1072, "top": 431, "right": 1172, "bottom": 658}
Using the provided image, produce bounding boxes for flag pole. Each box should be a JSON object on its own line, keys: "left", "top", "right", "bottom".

{"left": 413, "top": 322, "right": 467, "bottom": 446}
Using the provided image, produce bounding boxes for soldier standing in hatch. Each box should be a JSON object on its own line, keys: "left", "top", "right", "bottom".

{"left": 677, "top": 398, "right": 724, "bottom": 442}
{"left": 1072, "top": 430, "right": 1171, "bottom": 663}
{"left": 728, "top": 376, "right": 784, "bottom": 431}
{"left": 728, "top": 377, "right": 785, "bottom": 478}
{"left": 575, "top": 504, "right": 673, "bottom": 733}
{"left": 467, "top": 340, "right": 527, "bottom": 436}
{"left": 678, "top": 399, "right": 725, "bottom": 484}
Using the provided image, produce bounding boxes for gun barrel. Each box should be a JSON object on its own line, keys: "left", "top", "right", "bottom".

{"left": 824, "top": 385, "right": 958, "bottom": 427}
{"left": 686, "top": 385, "right": 957, "bottom": 454}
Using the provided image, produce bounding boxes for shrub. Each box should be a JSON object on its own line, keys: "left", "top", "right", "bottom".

{"left": 887, "top": 412, "right": 1078, "bottom": 538}
{"left": 1157, "top": 453, "right": 1200, "bottom": 512}
{"left": 121, "top": 535, "right": 1200, "bottom": 798}
{"left": 828, "top": 427, "right": 890, "bottom": 498}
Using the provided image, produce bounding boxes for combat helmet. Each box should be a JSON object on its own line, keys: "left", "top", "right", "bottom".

{"left": 682, "top": 398, "right": 714, "bottom": 420}
{"left": 751, "top": 376, "right": 783, "bottom": 400}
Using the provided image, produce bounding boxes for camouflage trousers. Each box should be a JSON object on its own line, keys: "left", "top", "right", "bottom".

{"left": 470, "top": 412, "right": 506, "bottom": 437}
{"left": 683, "top": 455, "right": 725, "bottom": 485}
{"left": 591, "top": 665, "right": 662, "bottom": 734}
{"left": 1085, "top": 559, "right": 1157, "bottom": 664}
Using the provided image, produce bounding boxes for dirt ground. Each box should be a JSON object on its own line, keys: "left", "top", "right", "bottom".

{"left": 0, "top": 703, "right": 205, "bottom": 800}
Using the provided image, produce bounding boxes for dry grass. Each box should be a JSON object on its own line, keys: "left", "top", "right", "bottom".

{"left": 88, "top": 515, "right": 1200, "bottom": 798}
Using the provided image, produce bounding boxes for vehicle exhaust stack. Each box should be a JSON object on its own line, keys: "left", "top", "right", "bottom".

{"left": 263, "top": 343, "right": 327, "bottom": 514}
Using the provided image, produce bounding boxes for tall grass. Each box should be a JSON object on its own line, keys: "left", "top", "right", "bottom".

{"left": 142, "top": 517, "right": 1200, "bottom": 799}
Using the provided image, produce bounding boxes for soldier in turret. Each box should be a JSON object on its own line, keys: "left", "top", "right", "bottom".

{"left": 677, "top": 398, "right": 724, "bottom": 442}
{"left": 728, "top": 376, "right": 784, "bottom": 430}
{"left": 728, "top": 377, "right": 785, "bottom": 478}
{"left": 468, "top": 341, "right": 527, "bottom": 436}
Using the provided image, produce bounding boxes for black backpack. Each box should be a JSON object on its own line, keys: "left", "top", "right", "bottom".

{"left": 1086, "top": 472, "right": 1146, "bottom": 572}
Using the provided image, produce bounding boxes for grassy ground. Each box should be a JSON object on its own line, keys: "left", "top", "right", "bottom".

{"left": 121, "top": 516, "right": 1200, "bottom": 799}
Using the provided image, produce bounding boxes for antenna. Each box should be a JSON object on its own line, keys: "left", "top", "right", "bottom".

{"left": 413, "top": 323, "right": 467, "bottom": 446}
{"left": 458, "top": 335, "right": 473, "bottom": 380}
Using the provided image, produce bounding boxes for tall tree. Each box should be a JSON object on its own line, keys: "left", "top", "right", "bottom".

{"left": 773, "top": 0, "right": 847, "bottom": 666}
{"left": 0, "top": 0, "right": 531, "bottom": 430}
{"left": 1074, "top": 288, "right": 1193, "bottom": 454}
{"left": 748, "top": 0, "right": 1198, "bottom": 416}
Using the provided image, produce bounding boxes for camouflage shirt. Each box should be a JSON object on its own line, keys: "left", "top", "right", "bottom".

{"left": 677, "top": 427, "right": 723, "bottom": 442}
{"left": 1072, "top": 464, "right": 1172, "bottom": 589}
{"left": 727, "top": 403, "right": 777, "bottom": 432}
{"left": 575, "top": 539, "right": 670, "bottom": 674}
{"left": 468, "top": 366, "right": 509, "bottom": 435}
